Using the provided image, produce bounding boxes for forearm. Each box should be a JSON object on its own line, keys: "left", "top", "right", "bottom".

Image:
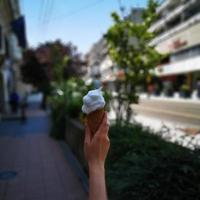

{"left": 89, "top": 165, "right": 107, "bottom": 200}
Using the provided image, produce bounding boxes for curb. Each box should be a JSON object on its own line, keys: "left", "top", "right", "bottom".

{"left": 59, "top": 141, "right": 89, "bottom": 194}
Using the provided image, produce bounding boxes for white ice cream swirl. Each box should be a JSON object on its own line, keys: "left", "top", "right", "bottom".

{"left": 82, "top": 88, "right": 105, "bottom": 114}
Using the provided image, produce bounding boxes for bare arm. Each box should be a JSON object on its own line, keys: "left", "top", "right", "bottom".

{"left": 89, "top": 165, "right": 107, "bottom": 200}
{"left": 84, "top": 112, "right": 110, "bottom": 200}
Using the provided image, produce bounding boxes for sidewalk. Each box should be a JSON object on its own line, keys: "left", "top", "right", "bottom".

{"left": 0, "top": 102, "right": 87, "bottom": 200}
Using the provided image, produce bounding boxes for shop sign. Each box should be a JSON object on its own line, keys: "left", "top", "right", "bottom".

{"left": 169, "top": 39, "right": 187, "bottom": 50}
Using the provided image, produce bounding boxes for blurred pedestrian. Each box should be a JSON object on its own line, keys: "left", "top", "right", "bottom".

{"left": 93, "top": 74, "right": 102, "bottom": 89}
{"left": 20, "top": 92, "right": 28, "bottom": 122}
{"left": 9, "top": 90, "right": 19, "bottom": 113}
{"left": 197, "top": 78, "right": 200, "bottom": 98}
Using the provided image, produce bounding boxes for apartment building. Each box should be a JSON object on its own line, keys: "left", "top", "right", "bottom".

{"left": 0, "top": 0, "right": 26, "bottom": 113}
{"left": 150, "top": 0, "right": 200, "bottom": 96}
{"left": 86, "top": 8, "right": 144, "bottom": 85}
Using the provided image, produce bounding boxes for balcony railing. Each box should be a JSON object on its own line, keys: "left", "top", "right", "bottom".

{"left": 157, "top": 0, "right": 171, "bottom": 13}
{"left": 150, "top": 0, "right": 197, "bottom": 32}
{"left": 155, "top": 55, "right": 200, "bottom": 76}
{"left": 150, "top": 12, "right": 200, "bottom": 46}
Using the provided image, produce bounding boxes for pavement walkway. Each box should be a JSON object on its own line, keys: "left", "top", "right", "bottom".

{"left": 0, "top": 102, "right": 87, "bottom": 200}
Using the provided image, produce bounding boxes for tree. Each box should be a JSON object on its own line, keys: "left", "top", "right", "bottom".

{"left": 36, "top": 40, "right": 85, "bottom": 83}
{"left": 105, "top": 0, "right": 163, "bottom": 124}
{"left": 20, "top": 49, "right": 51, "bottom": 109}
{"left": 20, "top": 40, "right": 86, "bottom": 109}
{"left": 21, "top": 50, "right": 50, "bottom": 90}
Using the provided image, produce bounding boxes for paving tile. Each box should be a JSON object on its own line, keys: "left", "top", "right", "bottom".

{"left": 0, "top": 102, "right": 87, "bottom": 200}
{"left": 0, "top": 182, "right": 6, "bottom": 199}
{"left": 4, "top": 194, "right": 25, "bottom": 200}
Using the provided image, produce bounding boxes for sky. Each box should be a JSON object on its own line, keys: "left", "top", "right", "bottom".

{"left": 21, "top": 0, "right": 148, "bottom": 54}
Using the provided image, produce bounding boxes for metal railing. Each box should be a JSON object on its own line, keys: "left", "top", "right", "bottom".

{"left": 150, "top": 0, "right": 197, "bottom": 32}
{"left": 150, "top": 12, "right": 200, "bottom": 46}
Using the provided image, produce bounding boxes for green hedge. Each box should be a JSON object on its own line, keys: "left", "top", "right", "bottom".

{"left": 49, "top": 78, "right": 91, "bottom": 139}
{"left": 106, "top": 123, "right": 200, "bottom": 200}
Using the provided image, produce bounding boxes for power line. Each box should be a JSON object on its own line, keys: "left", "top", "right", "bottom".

{"left": 38, "top": 0, "right": 50, "bottom": 40}
{"left": 40, "top": 0, "right": 55, "bottom": 40}
{"left": 41, "top": 0, "right": 50, "bottom": 22}
{"left": 43, "top": 0, "right": 54, "bottom": 24}
{"left": 42, "top": 0, "right": 54, "bottom": 25}
{"left": 36, "top": 0, "right": 104, "bottom": 40}
{"left": 46, "top": 0, "right": 54, "bottom": 24}
{"left": 38, "top": 0, "right": 45, "bottom": 21}
{"left": 118, "top": 0, "right": 125, "bottom": 18}
{"left": 48, "top": 0, "right": 104, "bottom": 22}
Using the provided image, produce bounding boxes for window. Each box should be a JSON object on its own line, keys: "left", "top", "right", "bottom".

{"left": 184, "top": 3, "right": 200, "bottom": 21}
{"left": 170, "top": 45, "right": 200, "bottom": 62}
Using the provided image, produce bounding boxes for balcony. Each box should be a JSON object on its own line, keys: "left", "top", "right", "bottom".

{"left": 155, "top": 55, "right": 200, "bottom": 76}
{"left": 150, "top": 12, "right": 200, "bottom": 46}
{"left": 150, "top": 0, "right": 197, "bottom": 32}
{"left": 157, "top": 0, "right": 171, "bottom": 14}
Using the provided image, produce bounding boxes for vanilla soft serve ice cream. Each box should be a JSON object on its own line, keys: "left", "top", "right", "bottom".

{"left": 82, "top": 88, "right": 105, "bottom": 115}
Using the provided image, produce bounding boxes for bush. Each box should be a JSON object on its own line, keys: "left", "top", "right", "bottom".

{"left": 48, "top": 92, "right": 67, "bottom": 139}
{"left": 180, "top": 84, "right": 191, "bottom": 98}
{"left": 48, "top": 77, "right": 111, "bottom": 139}
{"left": 48, "top": 78, "right": 92, "bottom": 139}
{"left": 106, "top": 123, "right": 200, "bottom": 200}
{"left": 62, "top": 78, "right": 90, "bottom": 118}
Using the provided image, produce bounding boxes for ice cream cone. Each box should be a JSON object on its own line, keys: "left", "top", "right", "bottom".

{"left": 87, "top": 108, "right": 105, "bottom": 137}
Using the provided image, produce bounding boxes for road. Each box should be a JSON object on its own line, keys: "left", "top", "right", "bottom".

{"left": 132, "top": 99, "right": 200, "bottom": 128}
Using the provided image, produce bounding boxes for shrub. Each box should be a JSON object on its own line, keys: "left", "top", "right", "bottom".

{"left": 48, "top": 78, "right": 92, "bottom": 139}
{"left": 181, "top": 84, "right": 190, "bottom": 92}
{"left": 48, "top": 77, "right": 111, "bottom": 139}
{"left": 106, "top": 123, "right": 200, "bottom": 200}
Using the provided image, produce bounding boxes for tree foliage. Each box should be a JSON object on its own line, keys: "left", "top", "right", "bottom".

{"left": 20, "top": 49, "right": 50, "bottom": 92}
{"left": 20, "top": 40, "right": 85, "bottom": 90}
{"left": 20, "top": 40, "right": 86, "bottom": 109}
{"left": 36, "top": 40, "right": 85, "bottom": 83}
{"left": 105, "top": 0, "right": 163, "bottom": 123}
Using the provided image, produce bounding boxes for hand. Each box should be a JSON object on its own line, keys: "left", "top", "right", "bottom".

{"left": 84, "top": 112, "right": 110, "bottom": 169}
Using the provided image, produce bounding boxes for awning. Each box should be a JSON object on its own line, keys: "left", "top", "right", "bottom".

{"left": 155, "top": 56, "right": 200, "bottom": 76}
{"left": 11, "top": 16, "right": 27, "bottom": 49}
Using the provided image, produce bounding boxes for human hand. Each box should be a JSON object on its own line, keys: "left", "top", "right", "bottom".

{"left": 84, "top": 112, "right": 110, "bottom": 169}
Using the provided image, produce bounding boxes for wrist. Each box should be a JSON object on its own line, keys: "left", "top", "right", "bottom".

{"left": 89, "top": 163, "right": 105, "bottom": 175}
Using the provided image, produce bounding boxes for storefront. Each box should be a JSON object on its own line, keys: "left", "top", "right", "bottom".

{"left": 154, "top": 56, "right": 200, "bottom": 97}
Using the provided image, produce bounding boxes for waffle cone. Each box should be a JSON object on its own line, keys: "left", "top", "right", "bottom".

{"left": 87, "top": 108, "right": 105, "bottom": 137}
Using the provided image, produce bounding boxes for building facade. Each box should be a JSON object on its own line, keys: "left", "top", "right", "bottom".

{"left": 0, "top": 0, "right": 26, "bottom": 114}
{"left": 150, "top": 0, "right": 200, "bottom": 97}
{"left": 86, "top": 38, "right": 108, "bottom": 80}
{"left": 86, "top": 8, "right": 144, "bottom": 86}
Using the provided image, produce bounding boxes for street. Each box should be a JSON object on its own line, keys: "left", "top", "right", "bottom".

{"left": 132, "top": 99, "right": 200, "bottom": 128}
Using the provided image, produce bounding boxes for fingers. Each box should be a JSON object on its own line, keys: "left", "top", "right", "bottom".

{"left": 84, "top": 120, "right": 91, "bottom": 143}
{"left": 96, "top": 112, "right": 109, "bottom": 136}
